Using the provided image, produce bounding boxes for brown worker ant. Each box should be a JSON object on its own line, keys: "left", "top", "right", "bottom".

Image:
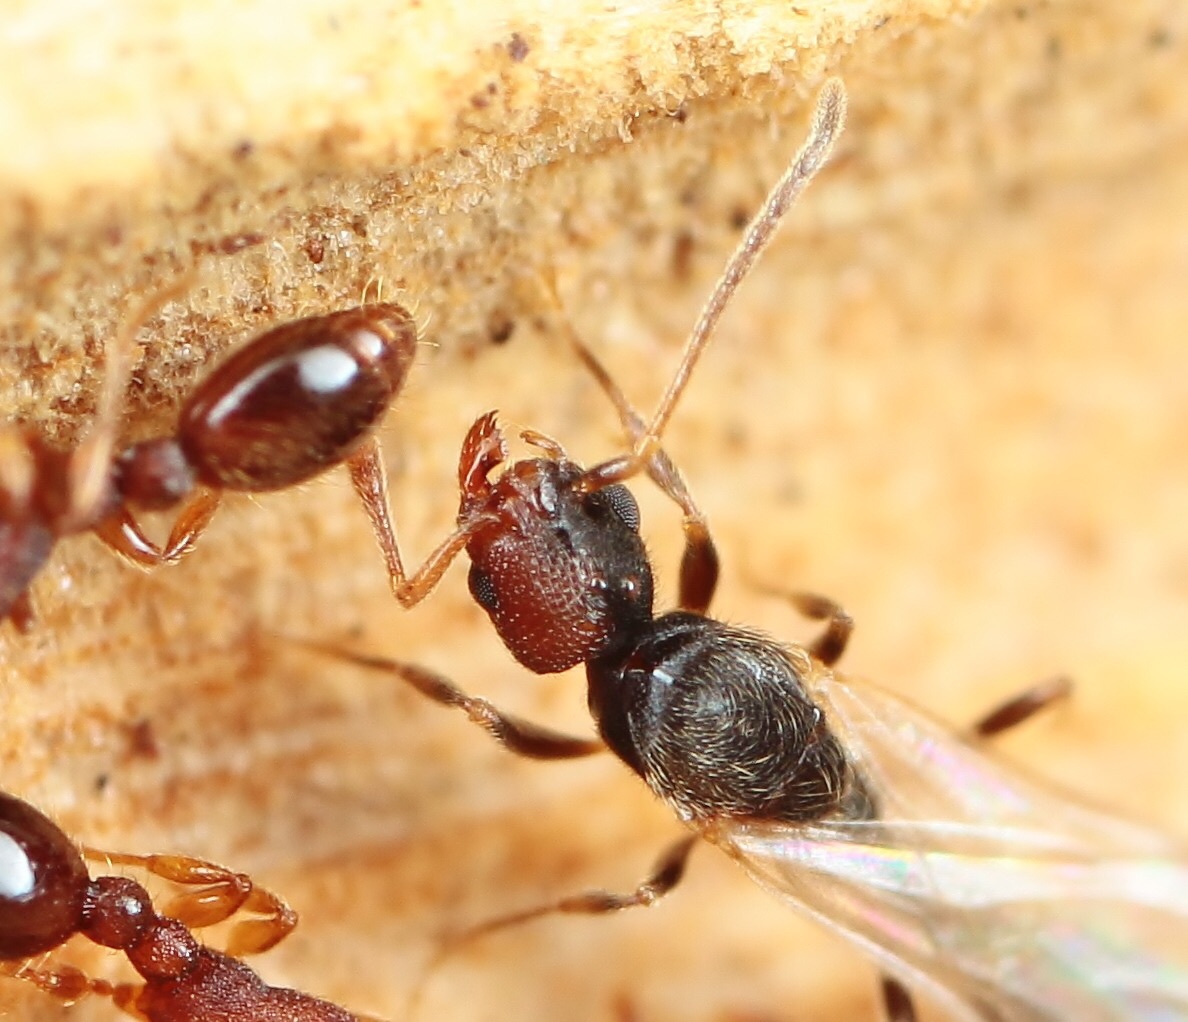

{"left": 0, "top": 788, "right": 382, "bottom": 1021}
{"left": 307, "top": 76, "right": 1188, "bottom": 1022}
{"left": 0, "top": 290, "right": 423, "bottom": 631}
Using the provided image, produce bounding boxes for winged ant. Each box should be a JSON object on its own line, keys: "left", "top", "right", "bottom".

{"left": 296, "top": 76, "right": 1188, "bottom": 1019}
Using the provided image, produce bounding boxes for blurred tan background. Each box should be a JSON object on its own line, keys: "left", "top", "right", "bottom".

{"left": 1, "top": 1, "right": 1186, "bottom": 1020}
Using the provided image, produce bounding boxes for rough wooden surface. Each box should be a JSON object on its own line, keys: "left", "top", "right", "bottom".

{"left": 1, "top": 1, "right": 1186, "bottom": 1020}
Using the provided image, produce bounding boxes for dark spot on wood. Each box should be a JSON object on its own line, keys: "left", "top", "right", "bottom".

{"left": 508, "top": 32, "right": 529, "bottom": 62}
{"left": 304, "top": 236, "right": 326, "bottom": 265}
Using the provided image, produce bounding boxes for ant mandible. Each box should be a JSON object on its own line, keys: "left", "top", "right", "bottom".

{"left": 0, "top": 288, "right": 458, "bottom": 630}
{"left": 309, "top": 74, "right": 1188, "bottom": 1022}
{"left": 0, "top": 788, "right": 383, "bottom": 1021}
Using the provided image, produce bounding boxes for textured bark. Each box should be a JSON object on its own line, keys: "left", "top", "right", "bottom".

{"left": 1, "top": 2, "right": 1186, "bottom": 1020}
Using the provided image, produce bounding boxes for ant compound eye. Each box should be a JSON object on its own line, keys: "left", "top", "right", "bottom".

{"left": 601, "top": 484, "right": 640, "bottom": 532}
{"left": 468, "top": 564, "right": 500, "bottom": 612}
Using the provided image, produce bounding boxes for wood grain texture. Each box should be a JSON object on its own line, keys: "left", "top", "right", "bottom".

{"left": 1, "top": 1, "right": 1186, "bottom": 1020}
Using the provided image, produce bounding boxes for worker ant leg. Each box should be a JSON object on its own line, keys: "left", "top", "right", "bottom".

{"left": 81, "top": 847, "right": 296, "bottom": 956}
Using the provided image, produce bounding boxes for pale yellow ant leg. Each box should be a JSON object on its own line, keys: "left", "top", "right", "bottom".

{"left": 81, "top": 847, "right": 296, "bottom": 957}
{"left": 0, "top": 425, "right": 35, "bottom": 513}
{"left": 92, "top": 490, "right": 222, "bottom": 567}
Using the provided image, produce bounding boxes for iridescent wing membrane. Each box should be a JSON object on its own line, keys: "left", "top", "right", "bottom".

{"left": 716, "top": 673, "right": 1188, "bottom": 1022}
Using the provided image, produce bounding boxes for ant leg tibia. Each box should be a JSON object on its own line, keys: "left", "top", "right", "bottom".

{"left": 970, "top": 675, "right": 1073, "bottom": 740}
{"left": 677, "top": 519, "right": 719, "bottom": 615}
{"left": 299, "top": 643, "right": 605, "bottom": 760}
{"left": 92, "top": 490, "right": 221, "bottom": 568}
{"left": 880, "top": 975, "right": 918, "bottom": 1022}
{"left": 457, "top": 833, "right": 696, "bottom": 941}
{"left": 769, "top": 590, "right": 853, "bottom": 667}
{"left": 79, "top": 848, "right": 297, "bottom": 956}
{"left": 411, "top": 836, "right": 697, "bottom": 1018}
{"left": 347, "top": 437, "right": 494, "bottom": 610}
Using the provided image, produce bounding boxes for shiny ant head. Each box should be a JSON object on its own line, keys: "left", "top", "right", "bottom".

{"left": 456, "top": 412, "right": 654, "bottom": 674}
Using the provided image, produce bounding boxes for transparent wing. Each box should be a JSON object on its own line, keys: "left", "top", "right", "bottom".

{"left": 712, "top": 672, "right": 1188, "bottom": 1022}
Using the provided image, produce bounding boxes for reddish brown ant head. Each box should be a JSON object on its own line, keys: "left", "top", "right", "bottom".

{"left": 457, "top": 413, "right": 654, "bottom": 674}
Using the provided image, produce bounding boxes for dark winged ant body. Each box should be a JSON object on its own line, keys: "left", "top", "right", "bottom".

{"left": 314, "top": 77, "right": 1188, "bottom": 1021}
{"left": 0, "top": 788, "right": 379, "bottom": 1021}
{"left": 1, "top": 300, "right": 421, "bottom": 630}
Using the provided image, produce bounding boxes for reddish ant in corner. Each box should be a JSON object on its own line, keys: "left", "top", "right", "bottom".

{"left": 308, "top": 76, "right": 1188, "bottom": 1022}
{"left": 0, "top": 788, "right": 383, "bottom": 1021}
{"left": 0, "top": 285, "right": 437, "bottom": 631}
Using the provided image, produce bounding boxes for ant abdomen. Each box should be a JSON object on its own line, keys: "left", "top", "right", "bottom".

{"left": 588, "top": 613, "right": 852, "bottom": 825}
{"left": 119, "top": 303, "right": 417, "bottom": 503}
{"left": 0, "top": 789, "right": 90, "bottom": 958}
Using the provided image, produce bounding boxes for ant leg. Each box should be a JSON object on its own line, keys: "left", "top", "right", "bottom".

{"left": 347, "top": 436, "right": 494, "bottom": 609}
{"left": 81, "top": 848, "right": 296, "bottom": 956}
{"left": 880, "top": 976, "right": 917, "bottom": 1022}
{"left": 456, "top": 833, "right": 696, "bottom": 939}
{"left": 299, "top": 642, "right": 605, "bottom": 760}
{"left": 969, "top": 675, "right": 1073, "bottom": 740}
{"left": 92, "top": 490, "right": 222, "bottom": 568}
{"left": 410, "top": 835, "right": 697, "bottom": 1014}
{"left": 768, "top": 589, "right": 853, "bottom": 667}
{"left": 5, "top": 963, "right": 147, "bottom": 1019}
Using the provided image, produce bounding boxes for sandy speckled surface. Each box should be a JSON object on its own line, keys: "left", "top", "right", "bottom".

{"left": 1, "top": 1, "right": 1187, "bottom": 1020}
